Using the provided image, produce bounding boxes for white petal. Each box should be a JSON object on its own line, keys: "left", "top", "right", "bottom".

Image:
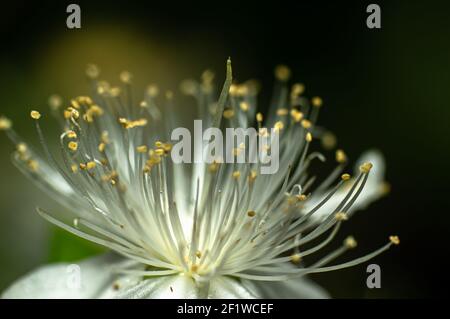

{"left": 244, "top": 276, "right": 330, "bottom": 299}
{"left": 208, "top": 276, "right": 258, "bottom": 298}
{"left": 240, "top": 263, "right": 329, "bottom": 299}
{"left": 3, "top": 254, "right": 327, "bottom": 299}
{"left": 2, "top": 254, "right": 122, "bottom": 299}
{"left": 115, "top": 274, "right": 324, "bottom": 299}
{"left": 115, "top": 275, "right": 258, "bottom": 299}
{"left": 114, "top": 275, "right": 200, "bottom": 299}
{"left": 305, "top": 150, "right": 386, "bottom": 221}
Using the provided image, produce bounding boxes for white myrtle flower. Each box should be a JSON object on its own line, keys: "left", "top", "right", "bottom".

{"left": 0, "top": 60, "right": 398, "bottom": 299}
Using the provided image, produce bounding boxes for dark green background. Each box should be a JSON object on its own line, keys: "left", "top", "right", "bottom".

{"left": 0, "top": 0, "right": 449, "bottom": 298}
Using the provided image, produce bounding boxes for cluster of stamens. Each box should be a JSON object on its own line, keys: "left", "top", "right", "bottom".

{"left": 0, "top": 61, "right": 398, "bottom": 289}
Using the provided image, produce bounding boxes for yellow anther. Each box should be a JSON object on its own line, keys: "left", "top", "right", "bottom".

{"left": 195, "top": 251, "right": 202, "bottom": 259}
{"left": 165, "top": 90, "right": 174, "bottom": 100}
{"left": 274, "top": 65, "right": 291, "bottom": 81}
{"left": 259, "top": 127, "right": 269, "bottom": 137}
{"left": 180, "top": 80, "right": 197, "bottom": 95}
{"left": 162, "top": 143, "right": 172, "bottom": 152}
{"left": 119, "top": 117, "right": 147, "bottom": 129}
{"left": 208, "top": 161, "right": 219, "bottom": 173}
{"left": 110, "top": 87, "right": 121, "bottom": 97}
{"left": 290, "top": 254, "right": 302, "bottom": 264}
{"left": 120, "top": 71, "right": 132, "bottom": 83}
{"left": 64, "top": 107, "right": 79, "bottom": 120}
{"left": 290, "top": 109, "right": 304, "bottom": 122}
{"left": 101, "top": 131, "right": 110, "bottom": 144}
{"left": 147, "top": 84, "right": 159, "bottom": 97}
{"left": 190, "top": 264, "right": 199, "bottom": 273}
{"left": 96, "top": 81, "right": 110, "bottom": 95}
{"left": 79, "top": 163, "right": 86, "bottom": 170}
{"left": 63, "top": 110, "right": 71, "bottom": 119}
{"left": 86, "top": 161, "right": 96, "bottom": 170}
{"left": 140, "top": 101, "right": 148, "bottom": 108}
{"left": 71, "top": 164, "right": 78, "bottom": 173}
{"left": 132, "top": 118, "right": 147, "bottom": 128}
{"left": 360, "top": 162, "right": 373, "bottom": 173}
{"left": 78, "top": 96, "right": 93, "bottom": 105}
{"left": 247, "top": 210, "right": 256, "bottom": 217}
{"left": 321, "top": 132, "right": 337, "bottom": 150}
{"left": 389, "top": 235, "right": 400, "bottom": 245}
{"left": 344, "top": 236, "right": 358, "bottom": 249}
{"left": 0, "top": 116, "right": 12, "bottom": 130}
{"left": 67, "top": 130, "right": 77, "bottom": 139}
{"left": 336, "top": 149, "right": 347, "bottom": 163}
{"left": 71, "top": 108, "right": 80, "bottom": 119}
{"left": 256, "top": 112, "right": 263, "bottom": 123}
{"left": 86, "top": 64, "right": 100, "bottom": 79}
{"left": 84, "top": 105, "right": 104, "bottom": 122}
{"left": 305, "top": 132, "right": 313, "bottom": 142}
{"left": 229, "top": 84, "right": 238, "bottom": 96}
{"left": 201, "top": 69, "right": 215, "bottom": 83}
{"left": 102, "top": 171, "right": 118, "bottom": 182}
{"left": 301, "top": 119, "right": 312, "bottom": 129}
{"left": 155, "top": 141, "right": 163, "bottom": 148}
{"left": 136, "top": 145, "right": 148, "bottom": 153}
{"left": 239, "top": 102, "right": 249, "bottom": 112}
{"left": 68, "top": 141, "right": 78, "bottom": 151}
{"left": 248, "top": 170, "right": 257, "bottom": 183}
{"left": 16, "top": 143, "right": 27, "bottom": 154}
{"left": 287, "top": 196, "right": 297, "bottom": 206}
{"left": 274, "top": 121, "right": 284, "bottom": 132}
{"left": 341, "top": 173, "right": 351, "bottom": 181}
{"left": 155, "top": 148, "right": 165, "bottom": 156}
{"left": 98, "top": 142, "right": 106, "bottom": 153}
{"left": 75, "top": 96, "right": 84, "bottom": 104}
{"left": 232, "top": 148, "right": 241, "bottom": 157}
{"left": 70, "top": 99, "right": 80, "bottom": 110}
{"left": 48, "top": 95, "right": 62, "bottom": 111}
{"left": 296, "top": 194, "right": 307, "bottom": 201}
{"left": 335, "top": 212, "right": 348, "bottom": 221}
{"left": 291, "top": 83, "right": 305, "bottom": 96}
{"left": 236, "top": 85, "right": 249, "bottom": 96}
{"left": 232, "top": 171, "right": 241, "bottom": 180}
{"left": 147, "top": 154, "right": 162, "bottom": 166}
{"left": 223, "top": 108, "right": 235, "bottom": 119}
{"left": 276, "top": 108, "right": 289, "bottom": 116}
{"left": 27, "top": 159, "right": 39, "bottom": 172}
{"left": 30, "top": 110, "right": 41, "bottom": 120}
{"left": 311, "top": 96, "right": 323, "bottom": 107}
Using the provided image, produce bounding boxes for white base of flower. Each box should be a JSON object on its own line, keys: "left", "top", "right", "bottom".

{"left": 2, "top": 254, "right": 329, "bottom": 299}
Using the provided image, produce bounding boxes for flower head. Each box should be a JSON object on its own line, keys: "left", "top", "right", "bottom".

{"left": 1, "top": 60, "right": 397, "bottom": 298}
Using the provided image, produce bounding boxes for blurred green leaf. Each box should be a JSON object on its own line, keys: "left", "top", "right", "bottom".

{"left": 47, "top": 227, "right": 106, "bottom": 263}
